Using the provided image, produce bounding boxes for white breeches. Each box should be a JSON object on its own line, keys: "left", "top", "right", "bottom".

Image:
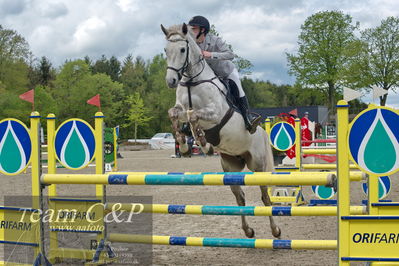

{"left": 227, "top": 68, "right": 245, "bottom": 98}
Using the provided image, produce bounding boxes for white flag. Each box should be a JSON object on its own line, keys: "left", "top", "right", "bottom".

{"left": 343, "top": 87, "right": 363, "bottom": 102}
{"left": 371, "top": 85, "right": 388, "bottom": 99}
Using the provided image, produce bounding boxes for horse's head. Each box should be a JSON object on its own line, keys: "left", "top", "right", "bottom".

{"left": 161, "top": 23, "right": 192, "bottom": 88}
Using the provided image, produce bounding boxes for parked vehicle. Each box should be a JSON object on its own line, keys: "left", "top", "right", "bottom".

{"left": 149, "top": 133, "right": 175, "bottom": 149}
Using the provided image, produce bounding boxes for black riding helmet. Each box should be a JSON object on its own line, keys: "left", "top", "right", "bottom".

{"left": 188, "top": 16, "right": 210, "bottom": 37}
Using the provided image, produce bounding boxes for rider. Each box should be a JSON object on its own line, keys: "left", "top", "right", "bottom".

{"left": 188, "top": 15, "right": 261, "bottom": 134}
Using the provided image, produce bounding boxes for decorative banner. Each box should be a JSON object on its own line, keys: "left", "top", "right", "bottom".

{"left": 115, "top": 126, "right": 120, "bottom": 138}
{"left": 87, "top": 94, "right": 101, "bottom": 109}
{"left": 269, "top": 122, "right": 296, "bottom": 151}
{"left": 19, "top": 89, "right": 34, "bottom": 103}
{"left": 49, "top": 199, "right": 103, "bottom": 232}
{"left": 55, "top": 119, "right": 96, "bottom": 170}
{"left": 0, "top": 119, "right": 32, "bottom": 175}
{"left": 343, "top": 87, "right": 363, "bottom": 102}
{"left": 104, "top": 127, "right": 115, "bottom": 164}
{"left": 348, "top": 107, "right": 399, "bottom": 176}
{"left": 312, "top": 185, "right": 335, "bottom": 200}
{"left": 361, "top": 176, "right": 391, "bottom": 200}
{"left": 0, "top": 207, "right": 40, "bottom": 245}
{"left": 371, "top": 85, "right": 388, "bottom": 100}
{"left": 288, "top": 108, "right": 298, "bottom": 117}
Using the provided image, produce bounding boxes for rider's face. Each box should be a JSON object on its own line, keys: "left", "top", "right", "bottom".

{"left": 190, "top": 26, "right": 206, "bottom": 44}
{"left": 190, "top": 26, "right": 200, "bottom": 35}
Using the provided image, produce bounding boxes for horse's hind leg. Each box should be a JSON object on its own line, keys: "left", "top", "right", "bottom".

{"left": 245, "top": 151, "right": 281, "bottom": 238}
{"left": 260, "top": 186, "right": 281, "bottom": 238}
{"left": 220, "top": 153, "right": 255, "bottom": 238}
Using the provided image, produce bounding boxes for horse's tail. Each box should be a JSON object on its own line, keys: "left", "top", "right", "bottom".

{"left": 262, "top": 127, "right": 275, "bottom": 172}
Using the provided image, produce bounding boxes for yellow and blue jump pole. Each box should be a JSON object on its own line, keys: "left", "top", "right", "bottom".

{"left": 106, "top": 203, "right": 365, "bottom": 216}
{"left": 108, "top": 234, "right": 337, "bottom": 250}
{"left": 41, "top": 171, "right": 336, "bottom": 186}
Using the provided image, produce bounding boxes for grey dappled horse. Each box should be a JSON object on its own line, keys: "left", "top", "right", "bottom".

{"left": 161, "top": 23, "right": 280, "bottom": 238}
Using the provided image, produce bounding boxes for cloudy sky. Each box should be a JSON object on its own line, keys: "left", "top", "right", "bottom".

{"left": 1, "top": 0, "right": 399, "bottom": 106}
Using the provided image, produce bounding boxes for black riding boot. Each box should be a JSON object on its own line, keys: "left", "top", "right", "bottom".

{"left": 238, "top": 96, "right": 262, "bottom": 134}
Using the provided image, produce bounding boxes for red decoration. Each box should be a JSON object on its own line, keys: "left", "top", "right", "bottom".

{"left": 87, "top": 94, "right": 101, "bottom": 109}
{"left": 19, "top": 89, "right": 34, "bottom": 103}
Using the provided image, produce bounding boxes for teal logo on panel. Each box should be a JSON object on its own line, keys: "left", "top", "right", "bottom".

{"left": 348, "top": 107, "right": 399, "bottom": 176}
{"left": 312, "top": 185, "right": 335, "bottom": 200}
{"left": 270, "top": 122, "right": 296, "bottom": 151}
{"left": 0, "top": 119, "right": 31, "bottom": 175}
{"left": 55, "top": 119, "right": 95, "bottom": 170}
{"left": 362, "top": 176, "right": 391, "bottom": 200}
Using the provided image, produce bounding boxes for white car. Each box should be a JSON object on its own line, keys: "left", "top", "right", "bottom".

{"left": 149, "top": 133, "right": 175, "bottom": 150}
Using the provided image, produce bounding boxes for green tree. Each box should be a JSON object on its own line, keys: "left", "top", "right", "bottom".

{"left": 28, "top": 56, "right": 56, "bottom": 88}
{"left": 0, "top": 25, "right": 31, "bottom": 62}
{"left": 92, "top": 55, "right": 108, "bottom": 75}
{"left": 349, "top": 17, "right": 399, "bottom": 106}
{"left": 53, "top": 60, "right": 125, "bottom": 125}
{"left": 234, "top": 56, "right": 254, "bottom": 75}
{"left": 38, "top": 56, "right": 55, "bottom": 86}
{"left": 92, "top": 55, "right": 121, "bottom": 82}
{"left": 144, "top": 54, "right": 175, "bottom": 136}
{"left": 34, "top": 85, "right": 58, "bottom": 116}
{"left": 0, "top": 25, "right": 33, "bottom": 120}
{"left": 108, "top": 56, "right": 121, "bottom": 82}
{"left": 286, "top": 11, "right": 359, "bottom": 111}
{"left": 123, "top": 92, "right": 152, "bottom": 142}
{"left": 0, "top": 25, "right": 31, "bottom": 93}
{"left": 84, "top": 55, "right": 92, "bottom": 68}
{"left": 120, "top": 55, "right": 147, "bottom": 96}
{"left": 241, "top": 78, "right": 276, "bottom": 107}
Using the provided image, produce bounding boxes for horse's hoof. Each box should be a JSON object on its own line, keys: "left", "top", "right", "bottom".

{"left": 245, "top": 228, "right": 255, "bottom": 238}
{"left": 273, "top": 226, "right": 281, "bottom": 238}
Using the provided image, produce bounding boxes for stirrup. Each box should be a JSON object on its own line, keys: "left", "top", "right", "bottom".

{"left": 248, "top": 114, "right": 262, "bottom": 134}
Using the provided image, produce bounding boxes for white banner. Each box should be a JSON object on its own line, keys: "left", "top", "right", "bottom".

{"left": 371, "top": 85, "right": 388, "bottom": 99}
{"left": 343, "top": 87, "right": 363, "bottom": 102}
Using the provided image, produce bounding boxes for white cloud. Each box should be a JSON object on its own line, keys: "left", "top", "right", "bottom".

{"left": 117, "top": 0, "right": 138, "bottom": 12}
{"left": 133, "top": 32, "right": 164, "bottom": 60}
{"left": 1, "top": 0, "right": 399, "bottom": 110}
{"left": 71, "top": 17, "right": 107, "bottom": 52}
{"left": 39, "top": 2, "right": 68, "bottom": 18}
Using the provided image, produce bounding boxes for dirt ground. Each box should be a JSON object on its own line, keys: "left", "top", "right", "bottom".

{"left": 1, "top": 149, "right": 398, "bottom": 265}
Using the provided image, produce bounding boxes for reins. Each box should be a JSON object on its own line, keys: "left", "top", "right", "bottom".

{"left": 166, "top": 33, "right": 232, "bottom": 109}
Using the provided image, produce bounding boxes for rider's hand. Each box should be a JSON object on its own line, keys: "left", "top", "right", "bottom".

{"left": 202, "top": 50, "right": 212, "bottom": 58}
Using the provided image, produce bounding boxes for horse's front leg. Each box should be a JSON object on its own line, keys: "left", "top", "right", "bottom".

{"left": 168, "top": 106, "right": 190, "bottom": 156}
{"left": 187, "top": 109, "right": 214, "bottom": 155}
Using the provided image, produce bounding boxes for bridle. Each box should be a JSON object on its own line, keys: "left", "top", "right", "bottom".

{"left": 166, "top": 35, "right": 205, "bottom": 81}
{"left": 166, "top": 38, "right": 190, "bottom": 80}
{"left": 165, "top": 30, "right": 235, "bottom": 143}
{"left": 165, "top": 33, "right": 227, "bottom": 110}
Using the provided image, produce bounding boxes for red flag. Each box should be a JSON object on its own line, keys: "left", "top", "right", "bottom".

{"left": 19, "top": 89, "right": 34, "bottom": 103}
{"left": 289, "top": 108, "right": 298, "bottom": 117}
{"left": 87, "top": 94, "right": 101, "bottom": 109}
{"left": 19, "top": 89, "right": 35, "bottom": 111}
